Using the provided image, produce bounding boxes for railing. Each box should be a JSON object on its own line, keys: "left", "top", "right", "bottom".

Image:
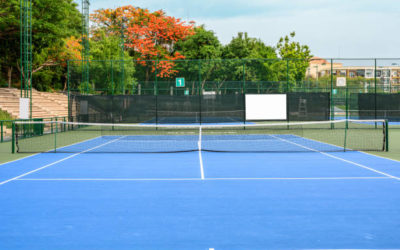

{"left": 0, "top": 116, "right": 68, "bottom": 143}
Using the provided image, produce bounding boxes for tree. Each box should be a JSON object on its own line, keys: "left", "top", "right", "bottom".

{"left": 0, "top": 0, "right": 81, "bottom": 91}
{"left": 91, "top": 6, "right": 195, "bottom": 81}
{"left": 222, "top": 32, "right": 276, "bottom": 59}
{"left": 0, "top": 0, "right": 20, "bottom": 87}
{"left": 277, "top": 32, "right": 313, "bottom": 84}
{"left": 216, "top": 32, "right": 280, "bottom": 92}
{"left": 90, "top": 32, "right": 135, "bottom": 94}
{"left": 171, "top": 26, "right": 222, "bottom": 92}
{"left": 174, "top": 25, "right": 222, "bottom": 59}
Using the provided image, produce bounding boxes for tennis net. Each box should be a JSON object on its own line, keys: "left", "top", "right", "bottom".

{"left": 13, "top": 119, "right": 388, "bottom": 153}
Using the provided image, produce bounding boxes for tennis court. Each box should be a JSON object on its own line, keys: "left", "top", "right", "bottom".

{"left": 0, "top": 120, "right": 400, "bottom": 250}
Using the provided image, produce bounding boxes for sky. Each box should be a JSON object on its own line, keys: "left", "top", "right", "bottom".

{"left": 77, "top": 0, "right": 400, "bottom": 58}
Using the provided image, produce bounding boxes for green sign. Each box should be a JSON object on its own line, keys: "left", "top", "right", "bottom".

{"left": 184, "top": 89, "right": 189, "bottom": 96}
{"left": 176, "top": 77, "right": 185, "bottom": 87}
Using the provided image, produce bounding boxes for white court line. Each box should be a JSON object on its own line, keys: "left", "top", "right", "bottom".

{"left": 16, "top": 177, "right": 390, "bottom": 181}
{"left": 305, "top": 249, "right": 400, "bottom": 250}
{"left": 0, "top": 136, "right": 126, "bottom": 186}
{"left": 269, "top": 135, "right": 400, "bottom": 181}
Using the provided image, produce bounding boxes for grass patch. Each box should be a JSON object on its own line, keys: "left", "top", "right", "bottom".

{"left": 0, "top": 109, "right": 13, "bottom": 121}
{"left": 0, "top": 109, "right": 14, "bottom": 128}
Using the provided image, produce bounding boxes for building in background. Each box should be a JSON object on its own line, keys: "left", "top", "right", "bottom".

{"left": 306, "top": 57, "right": 400, "bottom": 92}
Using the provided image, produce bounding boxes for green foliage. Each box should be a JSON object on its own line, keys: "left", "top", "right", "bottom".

{"left": 0, "top": 109, "right": 13, "bottom": 121}
{"left": 0, "top": 109, "right": 14, "bottom": 128}
{"left": 175, "top": 26, "right": 222, "bottom": 60}
{"left": 172, "top": 26, "right": 223, "bottom": 89}
{"left": 69, "top": 33, "right": 136, "bottom": 94}
{"left": 0, "top": 0, "right": 20, "bottom": 88}
{"left": 0, "top": 1, "right": 318, "bottom": 93}
{"left": 0, "top": 0, "right": 81, "bottom": 90}
{"left": 219, "top": 32, "right": 282, "bottom": 90}
{"left": 277, "top": 32, "right": 313, "bottom": 84}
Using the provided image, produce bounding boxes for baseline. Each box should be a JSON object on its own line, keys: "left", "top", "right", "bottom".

{"left": 16, "top": 176, "right": 390, "bottom": 181}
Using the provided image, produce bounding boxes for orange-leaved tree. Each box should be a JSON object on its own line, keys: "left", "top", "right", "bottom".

{"left": 59, "top": 36, "right": 82, "bottom": 90}
{"left": 91, "top": 6, "right": 195, "bottom": 80}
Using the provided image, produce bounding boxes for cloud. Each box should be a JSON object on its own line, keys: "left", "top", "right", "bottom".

{"left": 197, "top": 7, "right": 400, "bottom": 57}
{"left": 77, "top": 0, "right": 400, "bottom": 58}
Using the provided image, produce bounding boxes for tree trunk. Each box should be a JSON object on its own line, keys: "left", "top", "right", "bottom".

{"left": 7, "top": 66, "right": 12, "bottom": 88}
{"left": 63, "top": 77, "right": 68, "bottom": 91}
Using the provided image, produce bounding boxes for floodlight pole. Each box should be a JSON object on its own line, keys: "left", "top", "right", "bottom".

{"left": 20, "top": 0, "right": 33, "bottom": 118}
{"left": 82, "top": 0, "right": 90, "bottom": 94}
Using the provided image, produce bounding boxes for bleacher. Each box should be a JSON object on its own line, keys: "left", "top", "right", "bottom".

{"left": 0, "top": 88, "right": 68, "bottom": 118}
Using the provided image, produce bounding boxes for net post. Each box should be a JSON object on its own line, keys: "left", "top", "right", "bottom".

{"left": 343, "top": 120, "right": 347, "bottom": 152}
{"left": 11, "top": 121, "right": 15, "bottom": 154}
{"left": 385, "top": 119, "right": 389, "bottom": 152}
{"left": 54, "top": 119, "right": 58, "bottom": 153}
{"left": 345, "top": 86, "right": 348, "bottom": 129}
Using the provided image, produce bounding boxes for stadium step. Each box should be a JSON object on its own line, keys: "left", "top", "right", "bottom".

{"left": 0, "top": 88, "right": 68, "bottom": 119}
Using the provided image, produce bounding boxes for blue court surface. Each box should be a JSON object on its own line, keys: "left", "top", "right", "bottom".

{"left": 1, "top": 137, "right": 400, "bottom": 249}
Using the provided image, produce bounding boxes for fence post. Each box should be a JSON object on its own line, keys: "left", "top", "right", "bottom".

{"left": 374, "top": 58, "right": 377, "bottom": 123}
{"left": 54, "top": 117, "right": 58, "bottom": 152}
{"left": 330, "top": 58, "right": 334, "bottom": 129}
{"left": 0, "top": 121, "right": 3, "bottom": 143}
{"left": 345, "top": 85, "right": 348, "bottom": 129}
{"left": 286, "top": 59, "right": 289, "bottom": 93}
{"left": 51, "top": 117, "right": 53, "bottom": 134}
{"left": 243, "top": 60, "right": 246, "bottom": 93}
{"left": 11, "top": 122, "right": 15, "bottom": 154}
{"left": 67, "top": 60, "right": 70, "bottom": 119}
{"left": 155, "top": 60, "right": 158, "bottom": 126}
{"left": 155, "top": 60, "right": 158, "bottom": 96}
{"left": 111, "top": 60, "right": 114, "bottom": 95}
{"left": 199, "top": 60, "right": 202, "bottom": 124}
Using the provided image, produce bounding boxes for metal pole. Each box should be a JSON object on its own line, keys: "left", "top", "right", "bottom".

{"left": 67, "top": 60, "right": 70, "bottom": 119}
{"left": 155, "top": 60, "right": 158, "bottom": 95}
{"left": 385, "top": 119, "right": 389, "bottom": 152}
{"left": 374, "top": 59, "right": 377, "bottom": 122}
{"left": 155, "top": 60, "right": 158, "bottom": 126}
{"left": 199, "top": 60, "right": 202, "bottom": 124}
{"left": 330, "top": 58, "right": 334, "bottom": 129}
{"left": 111, "top": 60, "right": 114, "bottom": 95}
{"left": 345, "top": 84, "right": 348, "bottom": 129}
{"left": 54, "top": 117, "right": 58, "bottom": 152}
{"left": 243, "top": 61, "right": 245, "bottom": 93}
{"left": 286, "top": 59, "right": 289, "bottom": 93}
{"left": 11, "top": 122, "right": 15, "bottom": 153}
